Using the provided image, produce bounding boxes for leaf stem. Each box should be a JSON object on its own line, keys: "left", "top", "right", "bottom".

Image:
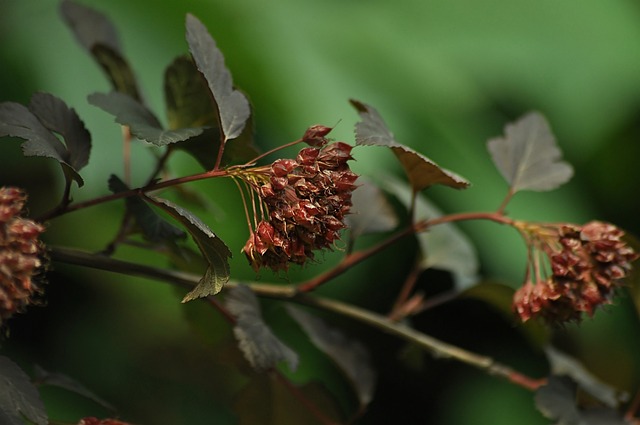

{"left": 48, "top": 246, "right": 545, "bottom": 392}
{"left": 38, "top": 168, "right": 230, "bottom": 221}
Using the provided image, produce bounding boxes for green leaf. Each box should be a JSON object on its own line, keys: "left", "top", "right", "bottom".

{"left": 345, "top": 177, "right": 399, "bottom": 239}
{"left": 185, "top": 14, "right": 251, "bottom": 143}
{"left": 233, "top": 374, "right": 343, "bottom": 425}
{"left": 225, "top": 285, "right": 298, "bottom": 372}
{"left": 60, "top": 0, "right": 141, "bottom": 100}
{"left": 89, "top": 92, "right": 203, "bottom": 146}
{"left": 33, "top": 365, "right": 115, "bottom": 412}
{"left": 350, "top": 99, "right": 469, "bottom": 191}
{"left": 108, "top": 175, "right": 186, "bottom": 243}
{"left": 487, "top": 111, "right": 574, "bottom": 193}
{"left": 143, "top": 196, "right": 231, "bottom": 301}
{"left": 28, "top": 92, "right": 91, "bottom": 171}
{"left": 383, "top": 175, "right": 479, "bottom": 290}
{"left": 286, "top": 306, "right": 376, "bottom": 407}
{"left": 0, "top": 356, "right": 48, "bottom": 425}
{"left": 0, "top": 101, "right": 84, "bottom": 186}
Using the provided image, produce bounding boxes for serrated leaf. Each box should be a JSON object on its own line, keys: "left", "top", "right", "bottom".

{"left": 89, "top": 92, "right": 203, "bottom": 146}
{"left": 225, "top": 286, "right": 298, "bottom": 372}
{"left": 286, "top": 306, "right": 376, "bottom": 407}
{"left": 487, "top": 111, "right": 574, "bottom": 192}
{"left": 28, "top": 92, "right": 91, "bottom": 171}
{"left": 350, "top": 99, "right": 469, "bottom": 191}
{"left": 544, "top": 346, "right": 627, "bottom": 408}
{"left": 144, "top": 196, "right": 231, "bottom": 300}
{"left": 0, "top": 101, "right": 84, "bottom": 186}
{"left": 33, "top": 365, "right": 115, "bottom": 412}
{"left": 345, "top": 178, "right": 399, "bottom": 238}
{"left": 233, "top": 374, "right": 343, "bottom": 425}
{"left": 108, "top": 175, "right": 185, "bottom": 243}
{"left": 185, "top": 14, "right": 251, "bottom": 143}
{"left": 0, "top": 356, "right": 48, "bottom": 425}
{"left": 60, "top": 1, "right": 141, "bottom": 100}
{"left": 383, "top": 175, "right": 479, "bottom": 290}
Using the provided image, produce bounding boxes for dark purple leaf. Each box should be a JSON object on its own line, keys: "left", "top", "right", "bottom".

{"left": 535, "top": 376, "right": 582, "bottom": 425}
{"left": 487, "top": 111, "right": 573, "bottom": 192}
{"left": 91, "top": 45, "right": 141, "bottom": 100}
{"left": 350, "top": 99, "right": 469, "bottom": 191}
{"left": 345, "top": 178, "right": 398, "bottom": 238}
{"left": 144, "top": 196, "right": 231, "bottom": 301}
{"left": 108, "top": 175, "right": 185, "bottom": 243}
{"left": 59, "top": 0, "right": 120, "bottom": 52}
{"left": 185, "top": 14, "right": 251, "bottom": 143}
{"left": 60, "top": 1, "right": 141, "bottom": 100}
{"left": 0, "top": 356, "right": 47, "bottom": 425}
{"left": 286, "top": 306, "right": 376, "bottom": 407}
{"left": 233, "top": 374, "right": 343, "bottom": 425}
{"left": 545, "top": 346, "right": 628, "bottom": 408}
{"left": 28, "top": 92, "right": 91, "bottom": 171}
{"left": 0, "top": 101, "right": 84, "bottom": 186}
{"left": 88, "top": 92, "right": 203, "bottom": 146}
{"left": 383, "top": 176, "right": 478, "bottom": 290}
{"left": 535, "top": 376, "right": 627, "bottom": 425}
{"left": 225, "top": 286, "right": 298, "bottom": 372}
{"left": 33, "top": 365, "right": 114, "bottom": 412}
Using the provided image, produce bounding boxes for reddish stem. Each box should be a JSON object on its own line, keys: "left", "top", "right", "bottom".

{"left": 39, "top": 168, "right": 229, "bottom": 221}
{"left": 274, "top": 372, "right": 340, "bottom": 425}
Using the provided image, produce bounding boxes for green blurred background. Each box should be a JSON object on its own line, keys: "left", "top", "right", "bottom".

{"left": 2, "top": 0, "right": 640, "bottom": 424}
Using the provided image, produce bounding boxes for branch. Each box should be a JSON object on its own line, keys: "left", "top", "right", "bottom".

{"left": 49, "top": 246, "right": 544, "bottom": 391}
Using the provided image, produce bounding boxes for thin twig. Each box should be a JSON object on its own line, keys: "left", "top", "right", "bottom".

{"left": 49, "top": 246, "right": 544, "bottom": 391}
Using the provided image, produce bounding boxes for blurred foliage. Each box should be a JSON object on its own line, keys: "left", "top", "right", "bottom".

{"left": 2, "top": 0, "right": 640, "bottom": 424}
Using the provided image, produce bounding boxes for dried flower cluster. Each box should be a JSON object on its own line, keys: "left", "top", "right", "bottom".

{"left": 0, "top": 187, "right": 45, "bottom": 324}
{"left": 241, "top": 129, "right": 358, "bottom": 272}
{"left": 513, "top": 221, "right": 638, "bottom": 324}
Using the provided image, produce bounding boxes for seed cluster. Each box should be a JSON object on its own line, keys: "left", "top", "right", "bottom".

{"left": 0, "top": 187, "right": 45, "bottom": 324}
{"left": 513, "top": 221, "right": 637, "bottom": 324}
{"left": 242, "top": 140, "right": 358, "bottom": 272}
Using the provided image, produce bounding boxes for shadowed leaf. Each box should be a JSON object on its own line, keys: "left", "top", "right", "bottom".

{"left": 0, "top": 356, "right": 47, "bottom": 425}
{"left": 383, "top": 176, "right": 479, "bottom": 290}
{"left": 33, "top": 365, "right": 115, "bottom": 412}
{"left": 233, "top": 374, "right": 343, "bottom": 425}
{"left": 165, "top": 55, "right": 217, "bottom": 129}
{"left": 544, "top": 346, "right": 628, "bottom": 408}
{"left": 185, "top": 14, "right": 251, "bottom": 143}
{"left": 487, "top": 111, "right": 573, "bottom": 192}
{"left": 345, "top": 178, "right": 399, "bottom": 239}
{"left": 89, "top": 92, "right": 203, "bottom": 146}
{"left": 108, "top": 175, "right": 185, "bottom": 243}
{"left": 0, "top": 101, "right": 84, "bottom": 186}
{"left": 60, "top": 0, "right": 119, "bottom": 52}
{"left": 535, "top": 376, "right": 626, "bottom": 425}
{"left": 350, "top": 99, "right": 469, "bottom": 191}
{"left": 91, "top": 45, "right": 141, "bottom": 100}
{"left": 60, "top": 1, "right": 140, "bottom": 100}
{"left": 28, "top": 92, "right": 91, "bottom": 171}
{"left": 144, "top": 196, "right": 231, "bottom": 300}
{"left": 286, "top": 306, "right": 376, "bottom": 407}
{"left": 225, "top": 286, "right": 298, "bottom": 372}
